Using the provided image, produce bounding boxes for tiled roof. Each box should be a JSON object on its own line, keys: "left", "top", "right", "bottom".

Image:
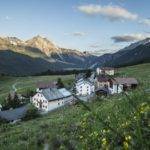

{"left": 97, "top": 76, "right": 110, "bottom": 82}
{"left": 42, "top": 88, "right": 72, "bottom": 101}
{"left": 0, "top": 105, "right": 28, "bottom": 122}
{"left": 76, "top": 79, "right": 94, "bottom": 86}
{"left": 112, "top": 78, "right": 138, "bottom": 85}
{"left": 59, "top": 88, "right": 72, "bottom": 97}
{"left": 36, "top": 82, "right": 56, "bottom": 89}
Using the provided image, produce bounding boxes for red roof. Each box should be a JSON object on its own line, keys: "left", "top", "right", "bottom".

{"left": 36, "top": 82, "right": 57, "bottom": 89}
{"left": 97, "top": 76, "right": 110, "bottom": 82}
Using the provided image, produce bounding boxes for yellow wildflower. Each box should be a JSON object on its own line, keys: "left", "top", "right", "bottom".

{"left": 139, "top": 102, "right": 150, "bottom": 114}
{"left": 123, "top": 141, "right": 129, "bottom": 150}
{"left": 101, "top": 138, "right": 107, "bottom": 146}
{"left": 125, "top": 135, "right": 131, "bottom": 141}
{"left": 121, "top": 121, "right": 130, "bottom": 128}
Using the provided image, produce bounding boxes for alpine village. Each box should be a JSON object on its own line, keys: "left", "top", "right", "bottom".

{"left": 0, "top": 0, "right": 150, "bottom": 149}
{"left": 0, "top": 67, "right": 138, "bottom": 119}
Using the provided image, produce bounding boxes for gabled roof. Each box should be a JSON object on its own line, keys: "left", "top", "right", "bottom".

{"left": 59, "top": 88, "right": 72, "bottom": 97}
{"left": 101, "top": 67, "right": 114, "bottom": 71}
{"left": 97, "top": 76, "right": 110, "bottom": 82}
{"left": 0, "top": 105, "right": 28, "bottom": 122}
{"left": 112, "top": 77, "right": 138, "bottom": 85}
{"left": 76, "top": 79, "right": 94, "bottom": 86}
{"left": 36, "top": 82, "right": 56, "bottom": 89}
{"left": 41, "top": 88, "right": 72, "bottom": 101}
{"left": 75, "top": 73, "right": 85, "bottom": 81}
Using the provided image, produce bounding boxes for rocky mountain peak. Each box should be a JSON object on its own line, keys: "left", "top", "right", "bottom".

{"left": 4, "top": 37, "right": 24, "bottom": 45}
{"left": 26, "top": 35, "right": 59, "bottom": 56}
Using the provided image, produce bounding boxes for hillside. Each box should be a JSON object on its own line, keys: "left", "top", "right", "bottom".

{"left": 0, "top": 36, "right": 97, "bottom": 75}
{"left": 0, "top": 36, "right": 150, "bottom": 75}
{"left": 0, "top": 63, "right": 149, "bottom": 149}
{"left": 95, "top": 38, "right": 150, "bottom": 68}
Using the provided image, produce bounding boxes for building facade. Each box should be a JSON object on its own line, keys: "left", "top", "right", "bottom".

{"left": 75, "top": 79, "right": 95, "bottom": 96}
{"left": 31, "top": 88, "right": 74, "bottom": 112}
{"left": 96, "top": 67, "right": 115, "bottom": 76}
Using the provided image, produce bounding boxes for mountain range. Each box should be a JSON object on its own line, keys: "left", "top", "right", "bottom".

{"left": 0, "top": 35, "right": 150, "bottom": 75}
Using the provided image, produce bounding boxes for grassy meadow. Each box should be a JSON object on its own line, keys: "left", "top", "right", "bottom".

{"left": 0, "top": 63, "right": 150, "bottom": 150}
{"left": 0, "top": 75, "right": 74, "bottom": 103}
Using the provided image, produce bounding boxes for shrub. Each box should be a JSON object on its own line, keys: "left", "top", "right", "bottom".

{"left": 56, "top": 78, "right": 64, "bottom": 89}
{"left": 23, "top": 104, "right": 39, "bottom": 121}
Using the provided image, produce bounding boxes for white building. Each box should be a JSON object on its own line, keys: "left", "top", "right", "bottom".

{"left": 75, "top": 79, "right": 95, "bottom": 96}
{"left": 96, "top": 76, "right": 138, "bottom": 94}
{"left": 109, "top": 78, "right": 138, "bottom": 94}
{"left": 31, "top": 88, "right": 74, "bottom": 112}
{"left": 96, "top": 76, "right": 110, "bottom": 89}
{"left": 96, "top": 67, "right": 115, "bottom": 76}
{"left": 109, "top": 83, "right": 123, "bottom": 94}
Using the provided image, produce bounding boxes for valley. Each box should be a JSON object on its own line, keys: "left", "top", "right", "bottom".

{"left": 0, "top": 63, "right": 149, "bottom": 149}
{"left": 0, "top": 36, "right": 150, "bottom": 76}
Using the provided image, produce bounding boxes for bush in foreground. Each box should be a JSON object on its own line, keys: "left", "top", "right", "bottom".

{"left": 59, "top": 91, "right": 150, "bottom": 149}
{"left": 23, "top": 104, "right": 40, "bottom": 121}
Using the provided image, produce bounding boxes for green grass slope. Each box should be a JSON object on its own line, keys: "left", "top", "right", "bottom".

{"left": 0, "top": 63, "right": 150, "bottom": 150}
{"left": 0, "top": 75, "right": 74, "bottom": 103}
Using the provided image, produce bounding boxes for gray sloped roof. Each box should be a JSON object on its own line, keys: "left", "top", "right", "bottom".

{"left": 0, "top": 105, "right": 28, "bottom": 122}
{"left": 76, "top": 78, "right": 94, "bottom": 86}
{"left": 59, "top": 88, "right": 72, "bottom": 97}
{"left": 42, "top": 88, "right": 72, "bottom": 101}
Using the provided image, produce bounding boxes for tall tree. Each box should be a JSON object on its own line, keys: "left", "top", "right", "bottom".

{"left": 4, "top": 92, "right": 21, "bottom": 110}
{"left": 85, "top": 69, "right": 92, "bottom": 78}
{"left": 57, "top": 78, "right": 64, "bottom": 89}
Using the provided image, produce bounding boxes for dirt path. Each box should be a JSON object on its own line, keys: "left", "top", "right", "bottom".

{"left": 12, "top": 80, "right": 20, "bottom": 92}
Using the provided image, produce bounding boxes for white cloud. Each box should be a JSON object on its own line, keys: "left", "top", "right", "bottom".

{"left": 111, "top": 33, "right": 150, "bottom": 43}
{"left": 77, "top": 4, "right": 138, "bottom": 21}
{"left": 139, "top": 18, "right": 150, "bottom": 26}
{"left": 64, "top": 32, "right": 87, "bottom": 37}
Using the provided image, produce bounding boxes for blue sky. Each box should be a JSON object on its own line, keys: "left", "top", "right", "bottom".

{"left": 0, "top": 0, "right": 150, "bottom": 55}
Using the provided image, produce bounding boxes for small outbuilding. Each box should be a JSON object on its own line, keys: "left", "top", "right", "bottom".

{"left": 0, "top": 105, "right": 28, "bottom": 122}
{"left": 96, "top": 67, "right": 115, "bottom": 76}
